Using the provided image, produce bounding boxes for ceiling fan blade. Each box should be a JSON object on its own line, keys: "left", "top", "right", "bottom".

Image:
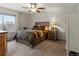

{"left": 37, "top": 7, "right": 45, "bottom": 9}
{"left": 22, "top": 7, "right": 30, "bottom": 9}
{"left": 36, "top": 10, "right": 40, "bottom": 13}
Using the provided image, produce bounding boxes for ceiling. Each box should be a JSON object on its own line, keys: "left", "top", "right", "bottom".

{"left": 0, "top": 3, "right": 78, "bottom": 13}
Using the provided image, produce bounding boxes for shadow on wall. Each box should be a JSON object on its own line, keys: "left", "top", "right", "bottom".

{"left": 57, "top": 26, "right": 65, "bottom": 40}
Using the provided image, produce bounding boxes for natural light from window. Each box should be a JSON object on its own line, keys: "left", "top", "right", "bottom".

{"left": 0, "top": 14, "right": 16, "bottom": 32}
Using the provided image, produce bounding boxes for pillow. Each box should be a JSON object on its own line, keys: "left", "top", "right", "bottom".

{"left": 32, "top": 25, "right": 40, "bottom": 30}
{"left": 39, "top": 25, "right": 46, "bottom": 30}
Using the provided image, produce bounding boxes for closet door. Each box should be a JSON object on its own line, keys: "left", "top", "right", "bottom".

{"left": 69, "top": 15, "right": 79, "bottom": 52}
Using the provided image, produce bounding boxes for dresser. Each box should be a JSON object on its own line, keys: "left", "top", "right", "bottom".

{"left": 48, "top": 30, "right": 58, "bottom": 40}
{"left": 0, "top": 31, "right": 7, "bottom": 56}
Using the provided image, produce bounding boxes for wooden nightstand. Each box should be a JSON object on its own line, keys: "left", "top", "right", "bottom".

{"left": 48, "top": 30, "right": 58, "bottom": 40}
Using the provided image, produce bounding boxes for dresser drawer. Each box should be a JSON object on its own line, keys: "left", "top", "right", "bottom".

{"left": 48, "top": 30, "right": 58, "bottom": 40}
{"left": 0, "top": 31, "right": 7, "bottom": 56}
{"left": 48, "top": 34, "right": 55, "bottom": 36}
{"left": 0, "top": 34, "right": 5, "bottom": 46}
{"left": 0, "top": 46, "right": 5, "bottom": 56}
{"left": 48, "top": 32, "right": 56, "bottom": 34}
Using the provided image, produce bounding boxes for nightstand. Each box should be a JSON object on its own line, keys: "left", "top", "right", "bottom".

{"left": 48, "top": 30, "right": 58, "bottom": 40}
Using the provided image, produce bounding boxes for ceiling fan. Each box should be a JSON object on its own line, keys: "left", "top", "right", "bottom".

{"left": 22, "top": 3, "right": 45, "bottom": 13}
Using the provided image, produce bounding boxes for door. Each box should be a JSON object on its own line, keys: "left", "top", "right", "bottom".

{"left": 67, "top": 15, "right": 79, "bottom": 53}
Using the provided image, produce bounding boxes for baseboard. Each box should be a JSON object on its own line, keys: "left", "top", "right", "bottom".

{"left": 8, "top": 39, "right": 15, "bottom": 42}
{"left": 69, "top": 51, "right": 79, "bottom": 56}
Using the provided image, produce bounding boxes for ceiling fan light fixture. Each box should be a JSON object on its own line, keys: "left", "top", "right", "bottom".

{"left": 31, "top": 8, "right": 37, "bottom": 12}
{"left": 31, "top": 4, "right": 35, "bottom": 8}
{"left": 22, "top": 3, "right": 45, "bottom": 13}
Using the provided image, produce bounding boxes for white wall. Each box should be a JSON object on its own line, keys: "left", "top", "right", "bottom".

{"left": 77, "top": 5, "right": 79, "bottom": 13}
{"left": 19, "top": 12, "right": 31, "bottom": 30}
{"left": 29, "top": 6, "right": 78, "bottom": 40}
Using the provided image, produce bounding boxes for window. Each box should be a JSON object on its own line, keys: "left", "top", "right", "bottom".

{"left": 0, "top": 14, "right": 16, "bottom": 31}
{"left": 0, "top": 14, "right": 3, "bottom": 30}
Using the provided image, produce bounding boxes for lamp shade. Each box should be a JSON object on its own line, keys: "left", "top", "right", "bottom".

{"left": 51, "top": 16, "right": 56, "bottom": 24}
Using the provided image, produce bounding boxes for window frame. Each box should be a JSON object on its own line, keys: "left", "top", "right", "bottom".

{"left": 0, "top": 13, "right": 16, "bottom": 31}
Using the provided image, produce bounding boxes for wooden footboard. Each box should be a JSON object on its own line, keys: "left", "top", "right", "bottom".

{"left": 16, "top": 37, "right": 46, "bottom": 48}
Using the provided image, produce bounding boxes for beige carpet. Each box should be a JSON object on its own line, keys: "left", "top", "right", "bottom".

{"left": 7, "top": 40, "right": 66, "bottom": 56}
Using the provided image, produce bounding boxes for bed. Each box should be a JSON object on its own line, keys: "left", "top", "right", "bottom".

{"left": 15, "top": 22, "right": 49, "bottom": 48}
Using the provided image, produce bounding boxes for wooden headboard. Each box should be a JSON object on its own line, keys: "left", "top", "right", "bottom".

{"left": 35, "top": 22, "right": 49, "bottom": 26}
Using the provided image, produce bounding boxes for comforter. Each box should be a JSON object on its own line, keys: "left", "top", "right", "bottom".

{"left": 15, "top": 30, "right": 45, "bottom": 47}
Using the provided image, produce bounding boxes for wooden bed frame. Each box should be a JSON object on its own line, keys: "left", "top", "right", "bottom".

{"left": 16, "top": 21, "right": 50, "bottom": 48}
{"left": 35, "top": 21, "right": 49, "bottom": 26}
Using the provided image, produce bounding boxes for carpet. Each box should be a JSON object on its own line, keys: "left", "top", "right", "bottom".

{"left": 7, "top": 40, "right": 66, "bottom": 56}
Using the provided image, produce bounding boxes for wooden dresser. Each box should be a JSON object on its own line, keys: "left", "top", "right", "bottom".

{"left": 0, "top": 31, "right": 7, "bottom": 56}
{"left": 48, "top": 30, "right": 58, "bottom": 40}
